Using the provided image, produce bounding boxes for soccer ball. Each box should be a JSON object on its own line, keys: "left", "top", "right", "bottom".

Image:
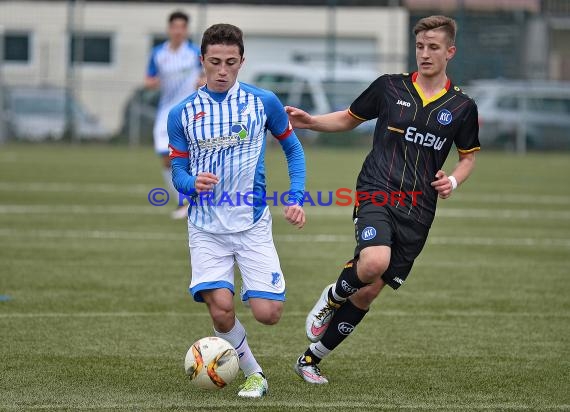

{"left": 184, "top": 336, "right": 240, "bottom": 390}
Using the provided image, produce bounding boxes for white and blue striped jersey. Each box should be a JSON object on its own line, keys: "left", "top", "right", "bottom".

{"left": 168, "top": 81, "right": 305, "bottom": 234}
{"left": 146, "top": 40, "right": 202, "bottom": 113}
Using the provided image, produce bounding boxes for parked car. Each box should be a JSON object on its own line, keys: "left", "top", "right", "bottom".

{"left": 2, "top": 85, "right": 110, "bottom": 141}
{"left": 119, "top": 64, "right": 379, "bottom": 144}
{"left": 119, "top": 86, "right": 159, "bottom": 145}
{"left": 466, "top": 79, "right": 570, "bottom": 151}
{"left": 247, "top": 64, "right": 378, "bottom": 139}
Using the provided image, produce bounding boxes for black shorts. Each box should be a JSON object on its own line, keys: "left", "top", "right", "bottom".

{"left": 353, "top": 201, "right": 430, "bottom": 290}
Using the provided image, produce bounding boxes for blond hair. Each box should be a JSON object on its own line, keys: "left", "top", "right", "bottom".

{"left": 413, "top": 15, "right": 457, "bottom": 45}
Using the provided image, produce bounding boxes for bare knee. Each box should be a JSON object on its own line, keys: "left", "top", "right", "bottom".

{"left": 357, "top": 246, "right": 391, "bottom": 282}
{"left": 202, "top": 290, "right": 235, "bottom": 332}
{"left": 208, "top": 304, "right": 235, "bottom": 329}
{"left": 249, "top": 299, "right": 283, "bottom": 325}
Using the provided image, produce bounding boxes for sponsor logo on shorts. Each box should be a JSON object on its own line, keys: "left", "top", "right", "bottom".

{"left": 361, "top": 226, "right": 376, "bottom": 241}
{"left": 338, "top": 322, "right": 354, "bottom": 335}
{"left": 271, "top": 272, "right": 281, "bottom": 286}
{"left": 393, "top": 277, "right": 404, "bottom": 285}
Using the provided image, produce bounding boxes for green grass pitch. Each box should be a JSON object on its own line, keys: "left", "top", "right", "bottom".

{"left": 0, "top": 143, "right": 568, "bottom": 411}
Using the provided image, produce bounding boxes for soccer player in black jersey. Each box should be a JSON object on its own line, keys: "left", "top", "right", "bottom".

{"left": 286, "top": 15, "right": 480, "bottom": 384}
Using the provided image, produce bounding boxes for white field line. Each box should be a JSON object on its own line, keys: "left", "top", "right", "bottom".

{"left": 0, "top": 402, "right": 567, "bottom": 410}
{"left": 452, "top": 192, "right": 570, "bottom": 205}
{"left": 0, "top": 205, "right": 164, "bottom": 215}
{"left": 6, "top": 258, "right": 566, "bottom": 270}
{"left": 0, "top": 228, "right": 569, "bottom": 248}
{"left": 1, "top": 204, "right": 570, "bottom": 220}
{"left": 0, "top": 310, "right": 568, "bottom": 319}
{"left": 1, "top": 181, "right": 570, "bottom": 206}
{"left": 0, "top": 181, "right": 150, "bottom": 194}
{"left": 303, "top": 207, "right": 570, "bottom": 220}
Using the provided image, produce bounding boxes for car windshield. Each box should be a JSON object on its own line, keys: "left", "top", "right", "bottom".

{"left": 10, "top": 94, "right": 66, "bottom": 115}
{"left": 9, "top": 91, "right": 90, "bottom": 120}
{"left": 323, "top": 80, "right": 370, "bottom": 111}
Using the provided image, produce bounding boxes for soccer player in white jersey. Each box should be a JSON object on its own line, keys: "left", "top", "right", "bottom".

{"left": 168, "top": 24, "right": 306, "bottom": 398}
{"left": 145, "top": 11, "right": 202, "bottom": 219}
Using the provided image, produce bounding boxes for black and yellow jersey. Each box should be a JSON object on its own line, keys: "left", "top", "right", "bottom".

{"left": 349, "top": 72, "right": 480, "bottom": 227}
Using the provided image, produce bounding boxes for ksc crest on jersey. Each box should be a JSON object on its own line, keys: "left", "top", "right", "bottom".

{"left": 437, "top": 109, "right": 452, "bottom": 125}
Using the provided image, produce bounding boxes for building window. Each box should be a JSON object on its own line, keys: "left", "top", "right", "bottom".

{"left": 3, "top": 32, "right": 30, "bottom": 63}
{"left": 70, "top": 34, "right": 112, "bottom": 64}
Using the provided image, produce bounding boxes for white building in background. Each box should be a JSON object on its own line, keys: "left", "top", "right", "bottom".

{"left": 0, "top": 1, "right": 408, "bottom": 133}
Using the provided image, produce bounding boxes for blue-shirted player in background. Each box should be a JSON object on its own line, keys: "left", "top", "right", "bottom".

{"left": 168, "top": 23, "right": 306, "bottom": 398}
{"left": 145, "top": 10, "right": 202, "bottom": 219}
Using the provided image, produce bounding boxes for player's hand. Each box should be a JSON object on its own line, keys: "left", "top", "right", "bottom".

{"left": 194, "top": 172, "right": 219, "bottom": 193}
{"left": 284, "top": 205, "right": 305, "bottom": 229}
{"left": 431, "top": 170, "right": 453, "bottom": 199}
{"left": 285, "top": 106, "right": 313, "bottom": 129}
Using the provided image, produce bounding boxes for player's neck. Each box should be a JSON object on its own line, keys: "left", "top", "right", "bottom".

{"left": 415, "top": 72, "right": 448, "bottom": 98}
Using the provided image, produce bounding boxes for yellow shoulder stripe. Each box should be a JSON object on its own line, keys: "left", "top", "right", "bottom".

{"left": 458, "top": 147, "right": 481, "bottom": 154}
{"left": 348, "top": 109, "right": 367, "bottom": 121}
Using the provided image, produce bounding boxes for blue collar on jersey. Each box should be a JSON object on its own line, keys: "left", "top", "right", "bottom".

{"left": 203, "top": 87, "right": 228, "bottom": 103}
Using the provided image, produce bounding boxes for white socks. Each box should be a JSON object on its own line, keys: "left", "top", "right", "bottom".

{"left": 309, "top": 341, "right": 332, "bottom": 360}
{"left": 214, "top": 317, "right": 262, "bottom": 377}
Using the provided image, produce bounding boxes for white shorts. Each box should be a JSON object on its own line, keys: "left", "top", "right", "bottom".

{"left": 188, "top": 210, "right": 286, "bottom": 304}
{"left": 153, "top": 109, "right": 170, "bottom": 154}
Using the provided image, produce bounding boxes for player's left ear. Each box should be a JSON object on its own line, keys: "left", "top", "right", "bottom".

{"left": 446, "top": 45, "right": 456, "bottom": 61}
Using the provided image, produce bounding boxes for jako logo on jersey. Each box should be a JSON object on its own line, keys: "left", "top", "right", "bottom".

{"left": 193, "top": 111, "right": 206, "bottom": 121}
{"left": 397, "top": 99, "right": 411, "bottom": 107}
{"left": 405, "top": 126, "right": 447, "bottom": 150}
{"left": 437, "top": 109, "right": 453, "bottom": 125}
{"left": 361, "top": 226, "right": 376, "bottom": 241}
{"left": 338, "top": 322, "right": 355, "bottom": 335}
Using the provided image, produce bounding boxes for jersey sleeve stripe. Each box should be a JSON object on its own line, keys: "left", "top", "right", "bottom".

{"left": 168, "top": 144, "right": 189, "bottom": 159}
{"left": 274, "top": 122, "right": 293, "bottom": 141}
{"left": 457, "top": 146, "right": 480, "bottom": 154}
{"left": 387, "top": 126, "right": 405, "bottom": 134}
{"left": 348, "top": 109, "right": 367, "bottom": 121}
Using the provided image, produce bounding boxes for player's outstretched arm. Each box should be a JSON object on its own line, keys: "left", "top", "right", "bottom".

{"left": 285, "top": 106, "right": 362, "bottom": 132}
